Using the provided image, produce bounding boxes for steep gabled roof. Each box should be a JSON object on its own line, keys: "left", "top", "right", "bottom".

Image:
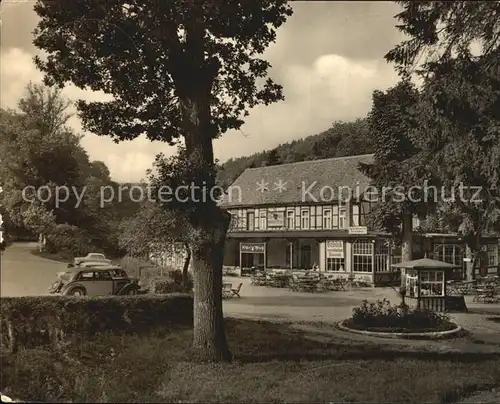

{"left": 221, "top": 153, "right": 374, "bottom": 207}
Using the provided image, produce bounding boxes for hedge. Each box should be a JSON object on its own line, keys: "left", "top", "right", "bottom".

{"left": 0, "top": 294, "right": 193, "bottom": 352}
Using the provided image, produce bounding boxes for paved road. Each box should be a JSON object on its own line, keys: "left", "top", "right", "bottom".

{"left": 222, "top": 277, "right": 401, "bottom": 322}
{"left": 2, "top": 242, "right": 499, "bottom": 346}
{"left": 1, "top": 242, "right": 68, "bottom": 297}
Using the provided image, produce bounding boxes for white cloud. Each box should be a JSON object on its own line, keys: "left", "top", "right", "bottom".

{"left": 0, "top": 47, "right": 174, "bottom": 183}
{"left": 214, "top": 54, "right": 399, "bottom": 157}
{"left": 1, "top": 48, "right": 399, "bottom": 182}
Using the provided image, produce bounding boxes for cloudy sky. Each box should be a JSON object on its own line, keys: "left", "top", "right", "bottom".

{"left": 1, "top": 1, "right": 403, "bottom": 182}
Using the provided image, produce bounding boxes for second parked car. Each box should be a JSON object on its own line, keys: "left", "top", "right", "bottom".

{"left": 73, "top": 253, "right": 112, "bottom": 266}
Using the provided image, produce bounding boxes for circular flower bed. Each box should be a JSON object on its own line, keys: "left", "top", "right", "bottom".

{"left": 343, "top": 298, "right": 457, "bottom": 334}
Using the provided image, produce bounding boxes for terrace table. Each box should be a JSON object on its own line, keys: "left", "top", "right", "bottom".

{"left": 297, "top": 279, "right": 319, "bottom": 292}
{"left": 473, "top": 287, "right": 498, "bottom": 303}
{"left": 270, "top": 275, "right": 290, "bottom": 288}
{"left": 250, "top": 274, "right": 267, "bottom": 285}
{"left": 453, "top": 280, "right": 476, "bottom": 295}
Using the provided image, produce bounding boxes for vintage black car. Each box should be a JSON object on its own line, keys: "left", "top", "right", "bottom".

{"left": 49, "top": 266, "right": 141, "bottom": 296}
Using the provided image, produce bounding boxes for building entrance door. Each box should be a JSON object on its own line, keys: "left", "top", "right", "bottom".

{"left": 300, "top": 244, "right": 312, "bottom": 269}
{"left": 239, "top": 242, "right": 266, "bottom": 270}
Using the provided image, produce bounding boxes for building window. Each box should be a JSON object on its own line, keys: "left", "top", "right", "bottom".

{"left": 412, "top": 215, "right": 420, "bottom": 229}
{"left": 322, "top": 209, "right": 332, "bottom": 229}
{"left": 339, "top": 207, "right": 347, "bottom": 229}
{"left": 420, "top": 270, "right": 444, "bottom": 296}
{"left": 326, "top": 258, "right": 345, "bottom": 271}
{"left": 433, "top": 243, "right": 464, "bottom": 279}
{"left": 246, "top": 211, "right": 254, "bottom": 231}
{"left": 351, "top": 205, "right": 360, "bottom": 227}
{"left": 259, "top": 210, "right": 266, "bottom": 230}
{"left": 487, "top": 244, "right": 498, "bottom": 267}
{"left": 301, "top": 209, "right": 310, "bottom": 229}
{"left": 352, "top": 240, "right": 373, "bottom": 272}
{"left": 374, "top": 239, "right": 390, "bottom": 272}
{"left": 434, "top": 244, "right": 463, "bottom": 265}
{"left": 286, "top": 210, "right": 295, "bottom": 229}
{"left": 332, "top": 206, "right": 339, "bottom": 228}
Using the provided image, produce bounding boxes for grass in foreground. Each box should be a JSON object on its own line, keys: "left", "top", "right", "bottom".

{"left": 1, "top": 319, "right": 500, "bottom": 403}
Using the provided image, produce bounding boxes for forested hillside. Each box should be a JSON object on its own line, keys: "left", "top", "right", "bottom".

{"left": 217, "top": 118, "right": 373, "bottom": 188}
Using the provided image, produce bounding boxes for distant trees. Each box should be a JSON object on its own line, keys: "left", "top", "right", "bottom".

{"left": 413, "top": 56, "right": 500, "bottom": 278}
{"left": 0, "top": 84, "right": 88, "bottom": 238}
{"left": 359, "top": 80, "right": 425, "bottom": 265}
{"left": 0, "top": 83, "right": 130, "bottom": 257}
{"left": 263, "top": 148, "right": 280, "bottom": 166}
{"left": 217, "top": 117, "right": 374, "bottom": 187}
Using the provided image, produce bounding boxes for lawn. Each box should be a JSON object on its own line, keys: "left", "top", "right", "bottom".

{"left": 2, "top": 318, "right": 500, "bottom": 403}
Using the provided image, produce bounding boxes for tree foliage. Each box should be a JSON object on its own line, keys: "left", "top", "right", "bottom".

{"left": 387, "top": 1, "right": 500, "bottom": 277}
{"left": 33, "top": 0, "right": 292, "bottom": 144}
{"left": 0, "top": 83, "right": 130, "bottom": 257}
{"left": 21, "top": 202, "right": 56, "bottom": 236}
{"left": 386, "top": 1, "right": 500, "bottom": 76}
{"left": 118, "top": 199, "right": 189, "bottom": 258}
{"left": 414, "top": 56, "right": 500, "bottom": 248}
{"left": 0, "top": 84, "right": 88, "bottom": 232}
{"left": 359, "top": 80, "right": 428, "bottom": 236}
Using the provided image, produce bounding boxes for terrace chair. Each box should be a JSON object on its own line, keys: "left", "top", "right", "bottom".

{"left": 230, "top": 283, "right": 243, "bottom": 298}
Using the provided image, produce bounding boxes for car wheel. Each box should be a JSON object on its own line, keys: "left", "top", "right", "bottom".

{"left": 69, "top": 288, "right": 85, "bottom": 297}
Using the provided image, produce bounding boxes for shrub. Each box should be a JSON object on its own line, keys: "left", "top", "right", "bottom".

{"left": 0, "top": 294, "right": 193, "bottom": 352}
{"left": 120, "top": 255, "right": 159, "bottom": 278}
{"left": 349, "top": 298, "right": 453, "bottom": 332}
{"left": 166, "top": 269, "right": 194, "bottom": 290}
{"left": 149, "top": 277, "right": 178, "bottom": 294}
{"left": 146, "top": 271, "right": 193, "bottom": 294}
{"left": 120, "top": 256, "right": 193, "bottom": 292}
{"left": 45, "top": 224, "right": 96, "bottom": 259}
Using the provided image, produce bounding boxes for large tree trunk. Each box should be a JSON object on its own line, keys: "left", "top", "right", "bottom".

{"left": 191, "top": 213, "right": 232, "bottom": 362}
{"left": 465, "top": 232, "right": 481, "bottom": 281}
{"left": 400, "top": 212, "right": 413, "bottom": 287}
{"left": 175, "top": 14, "right": 231, "bottom": 362}
{"left": 182, "top": 112, "right": 232, "bottom": 361}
